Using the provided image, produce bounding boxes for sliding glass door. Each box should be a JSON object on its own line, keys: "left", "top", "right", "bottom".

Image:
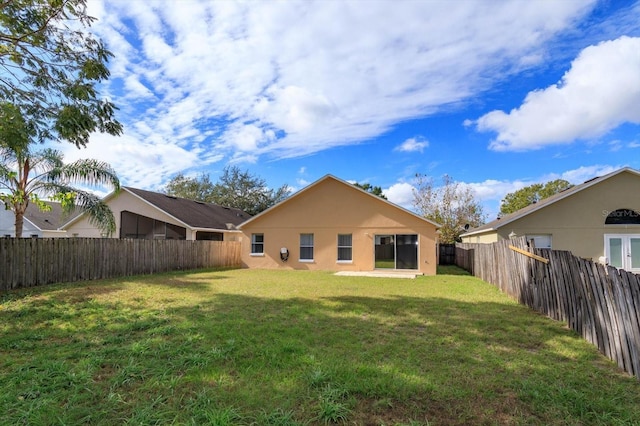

{"left": 374, "top": 234, "right": 418, "bottom": 270}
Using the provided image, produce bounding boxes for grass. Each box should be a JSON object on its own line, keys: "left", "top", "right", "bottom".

{"left": 1, "top": 266, "right": 640, "bottom": 425}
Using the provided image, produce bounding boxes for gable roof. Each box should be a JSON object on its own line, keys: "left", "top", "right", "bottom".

{"left": 61, "top": 187, "right": 251, "bottom": 231}
{"left": 238, "top": 174, "right": 440, "bottom": 229}
{"left": 462, "top": 167, "right": 640, "bottom": 237}
{"left": 122, "top": 187, "right": 250, "bottom": 230}
{"left": 2, "top": 200, "right": 80, "bottom": 231}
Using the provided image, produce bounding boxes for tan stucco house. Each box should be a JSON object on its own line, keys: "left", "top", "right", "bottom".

{"left": 460, "top": 167, "right": 640, "bottom": 272}
{"left": 238, "top": 175, "right": 440, "bottom": 275}
{"left": 63, "top": 187, "right": 249, "bottom": 241}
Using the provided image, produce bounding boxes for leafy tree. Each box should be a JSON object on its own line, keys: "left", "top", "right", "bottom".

{"left": 0, "top": 0, "right": 122, "bottom": 147}
{"left": 412, "top": 174, "right": 485, "bottom": 243}
{"left": 165, "top": 166, "right": 290, "bottom": 216}
{"left": 164, "top": 173, "right": 215, "bottom": 202}
{"left": 0, "top": 104, "right": 120, "bottom": 237}
{"left": 500, "top": 179, "right": 573, "bottom": 215}
{"left": 354, "top": 182, "right": 387, "bottom": 199}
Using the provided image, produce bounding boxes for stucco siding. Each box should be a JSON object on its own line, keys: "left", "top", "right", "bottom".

{"left": 461, "top": 232, "right": 500, "bottom": 244}
{"left": 494, "top": 171, "right": 640, "bottom": 260}
{"left": 240, "top": 177, "right": 438, "bottom": 274}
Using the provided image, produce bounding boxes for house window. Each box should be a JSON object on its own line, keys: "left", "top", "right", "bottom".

{"left": 337, "top": 234, "right": 352, "bottom": 262}
{"left": 300, "top": 233, "right": 314, "bottom": 261}
{"left": 526, "top": 234, "right": 552, "bottom": 249}
{"left": 251, "top": 234, "right": 264, "bottom": 255}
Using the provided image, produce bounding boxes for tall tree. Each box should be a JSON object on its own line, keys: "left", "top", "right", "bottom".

{"left": 164, "top": 166, "right": 290, "bottom": 216}
{"left": 354, "top": 182, "right": 387, "bottom": 199}
{"left": 500, "top": 179, "right": 573, "bottom": 215}
{"left": 164, "top": 173, "right": 215, "bottom": 202}
{"left": 0, "top": 0, "right": 122, "bottom": 147}
{"left": 0, "top": 105, "right": 120, "bottom": 237}
{"left": 412, "top": 174, "right": 485, "bottom": 243}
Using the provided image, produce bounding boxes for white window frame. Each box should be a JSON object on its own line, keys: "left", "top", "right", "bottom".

{"left": 251, "top": 233, "right": 264, "bottom": 256}
{"left": 337, "top": 234, "right": 353, "bottom": 263}
{"left": 525, "top": 234, "right": 552, "bottom": 249}
{"left": 604, "top": 234, "right": 640, "bottom": 272}
{"left": 299, "top": 233, "right": 314, "bottom": 262}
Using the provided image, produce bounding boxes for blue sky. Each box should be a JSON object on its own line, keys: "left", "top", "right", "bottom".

{"left": 60, "top": 0, "right": 640, "bottom": 219}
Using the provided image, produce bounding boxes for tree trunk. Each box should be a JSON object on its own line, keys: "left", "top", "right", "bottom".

{"left": 14, "top": 200, "right": 28, "bottom": 238}
{"left": 15, "top": 210, "right": 24, "bottom": 238}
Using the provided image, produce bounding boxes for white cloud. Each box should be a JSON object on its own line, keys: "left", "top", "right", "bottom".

{"left": 475, "top": 36, "right": 640, "bottom": 151}
{"left": 551, "top": 164, "right": 623, "bottom": 184}
{"left": 466, "top": 179, "right": 529, "bottom": 203}
{"left": 395, "top": 137, "right": 429, "bottom": 153}
{"left": 123, "top": 75, "right": 155, "bottom": 100}
{"left": 55, "top": 132, "right": 204, "bottom": 190}
{"left": 384, "top": 182, "right": 415, "bottom": 209}
{"left": 85, "top": 0, "right": 597, "bottom": 173}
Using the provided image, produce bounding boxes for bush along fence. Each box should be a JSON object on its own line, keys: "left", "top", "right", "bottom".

{"left": 456, "top": 236, "right": 640, "bottom": 380}
{"left": 0, "top": 238, "right": 242, "bottom": 291}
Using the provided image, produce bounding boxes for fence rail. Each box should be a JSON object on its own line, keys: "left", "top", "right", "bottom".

{"left": 456, "top": 237, "right": 640, "bottom": 380}
{"left": 0, "top": 238, "right": 241, "bottom": 291}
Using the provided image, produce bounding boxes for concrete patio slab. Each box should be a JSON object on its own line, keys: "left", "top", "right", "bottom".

{"left": 334, "top": 271, "right": 422, "bottom": 279}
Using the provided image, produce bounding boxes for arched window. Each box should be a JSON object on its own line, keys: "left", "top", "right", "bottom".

{"left": 605, "top": 209, "right": 640, "bottom": 225}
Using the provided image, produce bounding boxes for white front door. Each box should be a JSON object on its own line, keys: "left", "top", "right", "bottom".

{"left": 605, "top": 234, "right": 640, "bottom": 272}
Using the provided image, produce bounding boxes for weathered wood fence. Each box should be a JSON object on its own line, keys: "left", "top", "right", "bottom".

{"left": 456, "top": 237, "right": 640, "bottom": 380}
{"left": 0, "top": 238, "right": 241, "bottom": 291}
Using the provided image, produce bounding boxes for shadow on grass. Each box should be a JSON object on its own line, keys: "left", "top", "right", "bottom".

{"left": 1, "top": 284, "right": 639, "bottom": 425}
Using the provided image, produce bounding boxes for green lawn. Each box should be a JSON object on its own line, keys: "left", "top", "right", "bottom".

{"left": 1, "top": 267, "right": 639, "bottom": 425}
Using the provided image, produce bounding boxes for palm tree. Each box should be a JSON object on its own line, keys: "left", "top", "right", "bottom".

{"left": 0, "top": 104, "right": 120, "bottom": 237}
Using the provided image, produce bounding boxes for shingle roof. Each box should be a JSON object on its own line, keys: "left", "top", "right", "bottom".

{"left": 5, "top": 201, "right": 78, "bottom": 231}
{"left": 462, "top": 167, "right": 640, "bottom": 237}
{"left": 124, "top": 187, "right": 250, "bottom": 230}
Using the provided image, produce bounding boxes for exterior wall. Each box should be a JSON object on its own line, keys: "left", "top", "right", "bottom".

{"left": 0, "top": 208, "right": 68, "bottom": 238}
{"left": 41, "top": 230, "right": 69, "bottom": 238}
{"left": 493, "top": 171, "right": 640, "bottom": 261}
{"left": 0, "top": 210, "right": 41, "bottom": 237}
{"left": 461, "top": 231, "right": 500, "bottom": 244}
{"left": 240, "top": 178, "right": 438, "bottom": 275}
{"left": 65, "top": 190, "right": 196, "bottom": 239}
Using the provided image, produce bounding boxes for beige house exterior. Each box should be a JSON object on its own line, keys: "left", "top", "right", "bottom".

{"left": 238, "top": 175, "right": 440, "bottom": 275}
{"left": 461, "top": 167, "right": 640, "bottom": 272}
{"left": 63, "top": 187, "right": 248, "bottom": 241}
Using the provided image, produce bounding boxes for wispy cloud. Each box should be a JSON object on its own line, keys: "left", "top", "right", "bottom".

{"left": 395, "top": 137, "right": 429, "bottom": 153}
{"left": 71, "top": 0, "right": 598, "bottom": 188}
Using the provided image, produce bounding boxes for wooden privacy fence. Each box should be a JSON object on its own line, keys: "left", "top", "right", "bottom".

{"left": 0, "top": 238, "right": 241, "bottom": 291}
{"left": 438, "top": 243, "right": 456, "bottom": 265}
{"left": 456, "top": 237, "right": 640, "bottom": 380}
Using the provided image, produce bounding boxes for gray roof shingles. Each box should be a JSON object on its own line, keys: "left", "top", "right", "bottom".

{"left": 124, "top": 187, "right": 250, "bottom": 230}
{"left": 23, "top": 201, "right": 79, "bottom": 230}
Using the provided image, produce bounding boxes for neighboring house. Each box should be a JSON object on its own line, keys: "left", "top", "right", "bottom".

{"left": 460, "top": 167, "right": 640, "bottom": 272}
{"left": 238, "top": 175, "right": 440, "bottom": 275}
{"left": 0, "top": 200, "right": 78, "bottom": 238}
{"left": 63, "top": 187, "right": 249, "bottom": 241}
